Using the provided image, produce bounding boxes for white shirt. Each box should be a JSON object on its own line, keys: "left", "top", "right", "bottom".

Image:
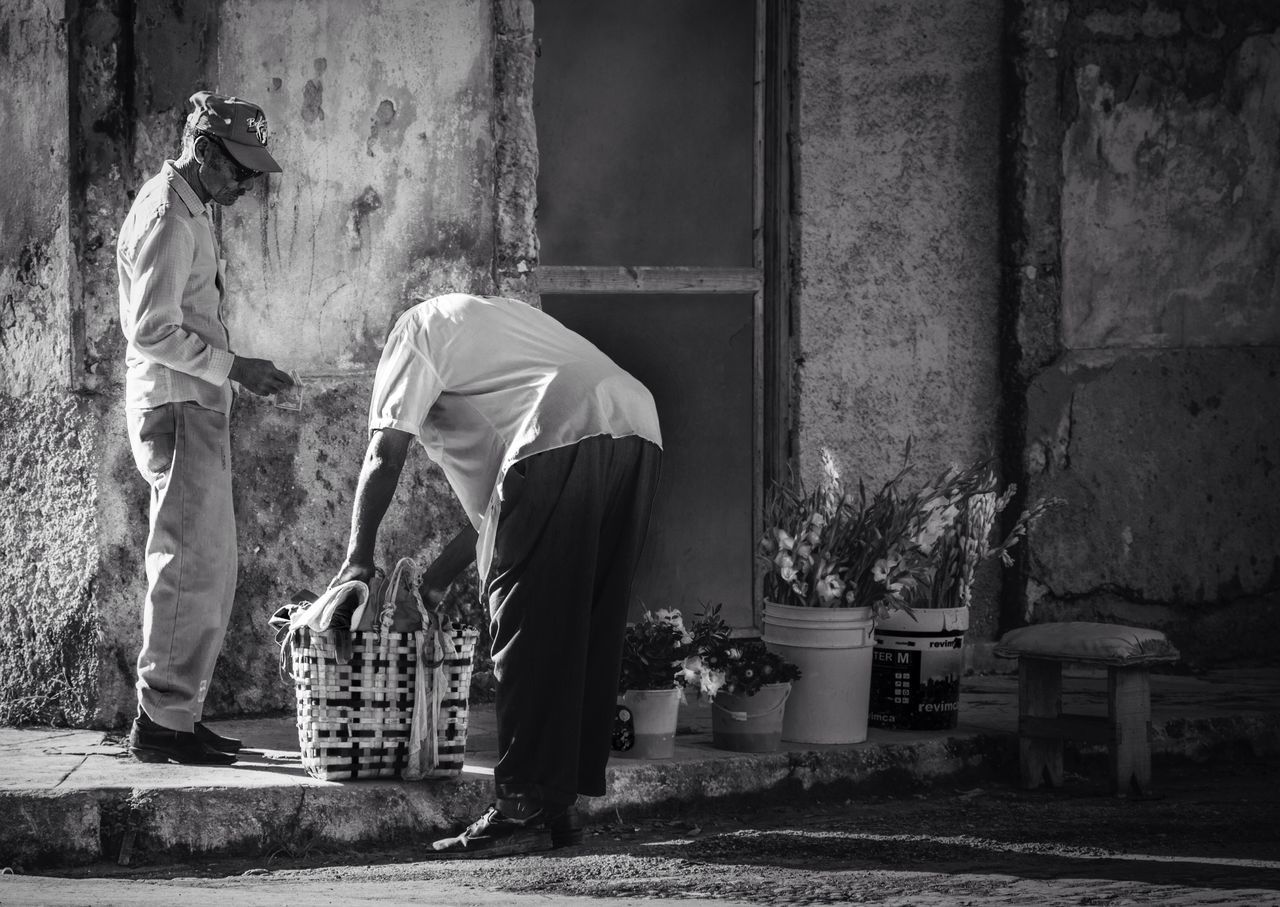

{"left": 368, "top": 293, "right": 663, "bottom": 578}
{"left": 117, "top": 162, "right": 235, "bottom": 414}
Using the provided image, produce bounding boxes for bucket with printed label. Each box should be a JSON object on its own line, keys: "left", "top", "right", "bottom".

{"left": 868, "top": 606, "right": 968, "bottom": 730}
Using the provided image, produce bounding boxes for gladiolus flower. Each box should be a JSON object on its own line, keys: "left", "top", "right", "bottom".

{"left": 816, "top": 574, "right": 846, "bottom": 604}
{"left": 872, "top": 557, "right": 896, "bottom": 583}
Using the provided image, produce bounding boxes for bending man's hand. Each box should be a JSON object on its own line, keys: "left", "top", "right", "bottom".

{"left": 230, "top": 355, "right": 293, "bottom": 396}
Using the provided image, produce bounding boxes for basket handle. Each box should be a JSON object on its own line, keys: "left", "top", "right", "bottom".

{"left": 378, "top": 557, "right": 412, "bottom": 637}
{"left": 378, "top": 557, "right": 439, "bottom": 636}
{"left": 378, "top": 557, "right": 458, "bottom": 666}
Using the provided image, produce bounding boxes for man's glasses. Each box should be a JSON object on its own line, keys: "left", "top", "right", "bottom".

{"left": 200, "top": 133, "right": 263, "bottom": 182}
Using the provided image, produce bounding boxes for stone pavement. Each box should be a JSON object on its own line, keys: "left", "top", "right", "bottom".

{"left": 2, "top": 668, "right": 1277, "bottom": 871}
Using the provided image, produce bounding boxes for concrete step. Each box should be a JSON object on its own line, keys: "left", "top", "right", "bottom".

{"left": 3, "top": 670, "right": 1277, "bottom": 871}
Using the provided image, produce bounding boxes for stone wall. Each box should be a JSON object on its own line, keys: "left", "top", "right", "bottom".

{"left": 1, "top": 0, "right": 532, "bottom": 727}
{"left": 1009, "top": 0, "right": 1280, "bottom": 666}
{"left": 0, "top": 1, "right": 97, "bottom": 724}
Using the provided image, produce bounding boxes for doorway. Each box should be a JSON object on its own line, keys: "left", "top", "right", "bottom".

{"left": 533, "top": 0, "right": 789, "bottom": 631}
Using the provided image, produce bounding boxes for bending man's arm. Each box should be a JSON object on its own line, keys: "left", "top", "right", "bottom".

{"left": 331, "top": 427, "right": 414, "bottom": 587}
{"left": 419, "top": 524, "right": 479, "bottom": 604}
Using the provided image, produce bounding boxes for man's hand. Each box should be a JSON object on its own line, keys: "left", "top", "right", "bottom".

{"left": 329, "top": 559, "right": 376, "bottom": 589}
{"left": 230, "top": 355, "right": 294, "bottom": 396}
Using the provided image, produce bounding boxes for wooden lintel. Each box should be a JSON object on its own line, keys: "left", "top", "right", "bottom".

{"left": 537, "top": 266, "right": 763, "bottom": 294}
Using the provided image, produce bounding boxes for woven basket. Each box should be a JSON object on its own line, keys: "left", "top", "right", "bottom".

{"left": 284, "top": 559, "right": 480, "bottom": 781}
{"left": 291, "top": 623, "right": 478, "bottom": 780}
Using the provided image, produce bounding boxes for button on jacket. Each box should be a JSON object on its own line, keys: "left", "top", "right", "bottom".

{"left": 117, "top": 161, "right": 236, "bottom": 414}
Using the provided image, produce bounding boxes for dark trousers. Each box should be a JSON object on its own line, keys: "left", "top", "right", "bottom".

{"left": 486, "top": 434, "right": 661, "bottom": 807}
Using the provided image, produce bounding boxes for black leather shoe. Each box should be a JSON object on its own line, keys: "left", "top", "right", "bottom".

{"left": 430, "top": 806, "right": 552, "bottom": 858}
{"left": 194, "top": 721, "right": 242, "bottom": 754}
{"left": 128, "top": 718, "right": 237, "bottom": 766}
{"left": 546, "top": 805, "right": 584, "bottom": 848}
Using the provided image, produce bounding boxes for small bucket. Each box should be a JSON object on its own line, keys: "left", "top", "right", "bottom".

{"left": 869, "top": 606, "right": 969, "bottom": 730}
{"left": 616, "top": 687, "right": 681, "bottom": 759}
{"left": 711, "top": 682, "right": 791, "bottom": 752}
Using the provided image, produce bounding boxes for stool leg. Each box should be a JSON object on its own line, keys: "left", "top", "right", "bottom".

{"left": 1019, "top": 658, "right": 1064, "bottom": 789}
{"left": 1109, "top": 666, "right": 1152, "bottom": 797}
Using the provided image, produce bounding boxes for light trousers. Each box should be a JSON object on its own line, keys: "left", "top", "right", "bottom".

{"left": 126, "top": 402, "right": 237, "bottom": 733}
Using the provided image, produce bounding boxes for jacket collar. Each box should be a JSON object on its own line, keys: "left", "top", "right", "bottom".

{"left": 162, "top": 161, "right": 210, "bottom": 217}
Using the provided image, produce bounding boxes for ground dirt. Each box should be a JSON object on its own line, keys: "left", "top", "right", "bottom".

{"left": 16, "top": 757, "right": 1280, "bottom": 906}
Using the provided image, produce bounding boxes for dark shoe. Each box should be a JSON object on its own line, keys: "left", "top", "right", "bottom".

{"left": 194, "top": 721, "right": 242, "bottom": 754}
{"left": 546, "top": 805, "right": 584, "bottom": 848}
{"left": 430, "top": 806, "right": 552, "bottom": 858}
{"left": 128, "top": 718, "right": 237, "bottom": 766}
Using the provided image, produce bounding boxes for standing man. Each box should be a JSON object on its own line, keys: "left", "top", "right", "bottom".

{"left": 118, "top": 91, "right": 293, "bottom": 765}
{"left": 330, "top": 293, "right": 662, "bottom": 856}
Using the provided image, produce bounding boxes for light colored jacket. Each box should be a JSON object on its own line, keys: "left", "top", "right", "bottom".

{"left": 117, "top": 161, "right": 235, "bottom": 414}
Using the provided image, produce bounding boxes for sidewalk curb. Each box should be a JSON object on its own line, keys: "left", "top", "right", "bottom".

{"left": 5, "top": 709, "right": 1277, "bottom": 872}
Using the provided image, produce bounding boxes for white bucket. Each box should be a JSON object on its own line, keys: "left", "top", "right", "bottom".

{"left": 615, "top": 687, "right": 681, "bottom": 759}
{"left": 762, "top": 601, "right": 876, "bottom": 744}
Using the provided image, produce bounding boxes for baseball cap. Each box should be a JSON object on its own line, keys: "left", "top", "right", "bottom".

{"left": 186, "top": 90, "right": 282, "bottom": 174}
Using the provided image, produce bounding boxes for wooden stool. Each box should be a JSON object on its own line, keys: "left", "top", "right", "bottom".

{"left": 994, "top": 622, "right": 1179, "bottom": 797}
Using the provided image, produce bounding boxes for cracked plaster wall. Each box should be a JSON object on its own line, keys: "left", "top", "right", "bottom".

{"left": 2, "top": 0, "right": 537, "bottom": 727}
{"left": 1014, "top": 0, "right": 1280, "bottom": 665}
{"left": 0, "top": 1, "right": 95, "bottom": 724}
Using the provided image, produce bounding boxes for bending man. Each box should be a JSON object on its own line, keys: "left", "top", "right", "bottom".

{"left": 330, "top": 293, "right": 662, "bottom": 856}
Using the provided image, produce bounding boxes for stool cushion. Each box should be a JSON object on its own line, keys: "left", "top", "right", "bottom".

{"left": 994, "top": 621, "right": 1180, "bottom": 666}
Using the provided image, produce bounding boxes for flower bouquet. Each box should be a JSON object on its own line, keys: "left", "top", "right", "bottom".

{"left": 617, "top": 608, "right": 694, "bottom": 693}
{"left": 681, "top": 604, "right": 801, "bottom": 700}
{"left": 906, "top": 460, "right": 1058, "bottom": 610}
{"left": 758, "top": 447, "right": 930, "bottom": 617}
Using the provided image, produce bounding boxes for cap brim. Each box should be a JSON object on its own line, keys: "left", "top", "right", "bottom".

{"left": 223, "top": 141, "right": 282, "bottom": 174}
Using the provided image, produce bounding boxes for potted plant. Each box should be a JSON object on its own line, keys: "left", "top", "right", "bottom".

{"left": 758, "top": 448, "right": 929, "bottom": 744}
{"left": 870, "top": 460, "right": 1058, "bottom": 730}
{"left": 683, "top": 604, "right": 801, "bottom": 753}
{"left": 615, "top": 608, "right": 694, "bottom": 759}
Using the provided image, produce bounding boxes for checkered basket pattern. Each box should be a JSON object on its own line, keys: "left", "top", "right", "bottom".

{"left": 291, "top": 622, "right": 478, "bottom": 781}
